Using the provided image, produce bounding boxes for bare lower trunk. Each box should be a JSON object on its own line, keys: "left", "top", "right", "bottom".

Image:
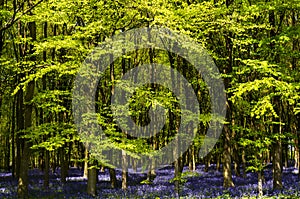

{"left": 109, "top": 168, "right": 117, "bottom": 188}
{"left": 87, "top": 166, "right": 97, "bottom": 196}
{"left": 83, "top": 146, "right": 88, "bottom": 178}
{"left": 216, "top": 154, "right": 220, "bottom": 171}
{"left": 233, "top": 146, "right": 241, "bottom": 177}
{"left": 121, "top": 150, "right": 128, "bottom": 190}
{"left": 60, "top": 147, "right": 68, "bottom": 183}
{"left": 242, "top": 149, "right": 246, "bottom": 178}
{"left": 223, "top": 126, "right": 234, "bottom": 188}
{"left": 272, "top": 142, "right": 282, "bottom": 190}
{"left": 188, "top": 145, "right": 196, "bottom": 171}
{"left": 44, "top": 150, "right": 50, "bottom": 188}
{"left": 17, "top": 142, "right": 30, "bottom": 199}
{"left": 147, "top": 159, "right": 156, "bottom": 182}
{"left": 174, "top": 158, "right": 181, "bottom": 194}
{"left": 258, "top": 170, "right": 263, "bottom": 197}
{"left": 204, "top": 153, "right": 211, "bottom": 172}
{"left": 18, "top": 79, "right": 35, "bottom": 198}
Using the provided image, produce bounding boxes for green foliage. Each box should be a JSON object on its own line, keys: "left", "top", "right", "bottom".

{"left": 0, "top": 0, "right": 299, "bottom": 196}
{"left": 22, "top": 122, "right": 78, "bottom": 151}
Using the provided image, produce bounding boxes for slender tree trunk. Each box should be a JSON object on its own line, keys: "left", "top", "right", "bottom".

{"left": 16, "top": 87, "right": 23, "bottom": 178}
{"left": 188, "top": 145, "right": 196, "bottom": 171}
{"left": 120, "top": 38, "right": 128, "bottom": 191}
{"left": 121, "top": 150, "right": 128, "bottom": 190}
{"left": 204, "top": 153, "right": 211, "bottom": 172}
{"left": 0, "top": 0, "right": 4, "bottom": 55}
{"left": 293, "top": 124, "right": 299, "bottom": 169}
{"left": 272, "top": 139, "right": 283, "bottom": 190}
{"left": 283, "top": 144, "right": 288, "bottom": 168}
{"left": 40, "top": 20, "right": 50, "bottom": 189}
{"left": 272, "top": 97, "right": 283, "bottom": 190}
{"left": 258, "top": 170, "right": 263, "bottom": 197}
{"left": 216, "top": 150, "right": 221, "bottom": 172}
{"left": 268, "top": 6, "right": 283, "bottom": 190}
{"left": 241, "top": 148, "right": 246, "bottom": 178}
{"left": 241, "top": 118, "right": 247, "bottom": 178}
{"left": 222, "top": 0, "right": 234, "bottom": 188}
{"left": 132, "top": 158, "right": 137, "bottom": 172}
{"left": 223, "top": 125, "right": 234, "bottom": 188}
{"left": 87, "top": 162, "right": 97, "bottom": 196}
{"left": 60, "top": 147, "right": 68, "bottom": 183}
{"left": 83, "top": 145, "right": 89, "bottom": 178}
{"left": 109, "top": 168, "right": 117, "bottom": 188}
{"left": 233, "top": 148, "right": 241, "bottom": 177}
{"left": 15, "top": 19, "right": 25, "bottom": 178}
{"left": 18, "top": 80, "right": 35, "bottom": 198}
{"left": 174, "top": 157, "right": 181, "bottom": 194}
{"left": 44, "top": 150, "right": 50, "bottom": 188}
{"left": 11, "top": 95, "right": 16, "bottom": 177}
{"left": 173, "top": 104, "right": 182, "bottom": 195}
{"left": 17, "top": 141, "right": 30, "bottom": 199}
{"left": 17, "top": 15, "right": 36, "bottom": 197}
{"left": 291, "top": 10, "right": 299, "bottom": 171}
{"left": 5, "top": 128, "right": 10, "bottom": 171}
{"left": 107, "top": 34, "right": 117, "bottom": 189}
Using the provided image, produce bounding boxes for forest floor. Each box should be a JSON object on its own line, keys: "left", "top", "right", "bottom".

{"left": 1, "top": 164, "right": 300, "bottom": 198}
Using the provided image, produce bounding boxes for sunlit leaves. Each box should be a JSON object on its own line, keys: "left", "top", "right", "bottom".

{"left": 22, "top": 122, "right": 78, "bottom": 151}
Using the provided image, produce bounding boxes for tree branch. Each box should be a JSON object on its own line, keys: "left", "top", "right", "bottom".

{"left": 0, "top": 0, "right": 44, "bottom": 32}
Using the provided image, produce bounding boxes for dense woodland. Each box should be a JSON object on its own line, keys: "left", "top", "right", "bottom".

{"left": 0, "top": 0, "right": 300, "bottom": 198}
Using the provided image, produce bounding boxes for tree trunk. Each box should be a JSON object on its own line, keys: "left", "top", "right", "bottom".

{"left": 44, "top": 150, "right": 50, "bottom": 188}
{"left": 204, "top": 153, "right": 211, "bottom": 172}
{"left": 293, "top": 124, "right": 299, "bottom": 169}
{"left": 87, "top": 165, "right": 97, "bottom": 196}
{"left": 223, "top": 127, "right": 234, "bottom": 188}
{"left": 121, "top": 150, "right": 128, "bottom": 190}
{"left": 60, "top": 147, "right": 68, "bottom": 183}
{"left": 272, "top": 141, "right": 283, "bottom": 190}
{"left": 283, "top": 144, "right": 288, "bottom": 168}
{"left": 272, "top": 97, "right": 282, "bottom": 190}
{"left": 15, "top": 18, "right": 25, "bottom": 180}
{"left": 241, "top": 148, "right": 247, "bottom": 178}
{"left": 109, "top": 168, "right": 117, "bottom": 188}
{"left": 11, "top": 95, "right": 16, "bottom": 177}
{"left": 5, "top": 129, "right": 10, "bottom": 171}
{"left": 258, "top": 170, "right": 263, "bottom": 197}
{"left": 83, "top": 145, "right": 89, "bottom": 178}
{"left": 233, "top": 148, "right": 241, "bottom": 177}
{"left": 216, "top": 152, "right": 221, "bottom": 172}
{"left": 173, "top": 124, "right": 182, "bottom": 195}
{"left": 17, "top": 142, "right": 30, "bottom": 199}
{"left": 188, "top": 145, "right": 196, "bottom": 171}
{"left": 17, "top": 15, "right": 36, "bottom": 197}
{"left": 222, "top": 0, "right": 234, "bottom": 188}
{"left": 18, "top": 80, "right": 35, "bottom": 198}
{"left": 0, "top": 0, "right": 4, "bottom": 55}
{"left": 269, "top": 6, "right": 283, "bottom": 189}
{"left": 16, "top": 80, "right": 24, "bottom": 179}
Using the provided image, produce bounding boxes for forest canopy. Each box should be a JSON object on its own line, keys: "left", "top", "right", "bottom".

{"left": 0, "top": 0, "right": 299, "bottom": 198}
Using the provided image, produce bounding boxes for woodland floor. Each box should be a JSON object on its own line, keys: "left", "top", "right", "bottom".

{"left": 1, "top": 164, "right": 300, "bottom": 198}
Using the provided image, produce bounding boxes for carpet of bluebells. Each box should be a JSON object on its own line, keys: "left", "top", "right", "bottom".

{"left": 1, "top": 164, "right": 300, "bottom": 198}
